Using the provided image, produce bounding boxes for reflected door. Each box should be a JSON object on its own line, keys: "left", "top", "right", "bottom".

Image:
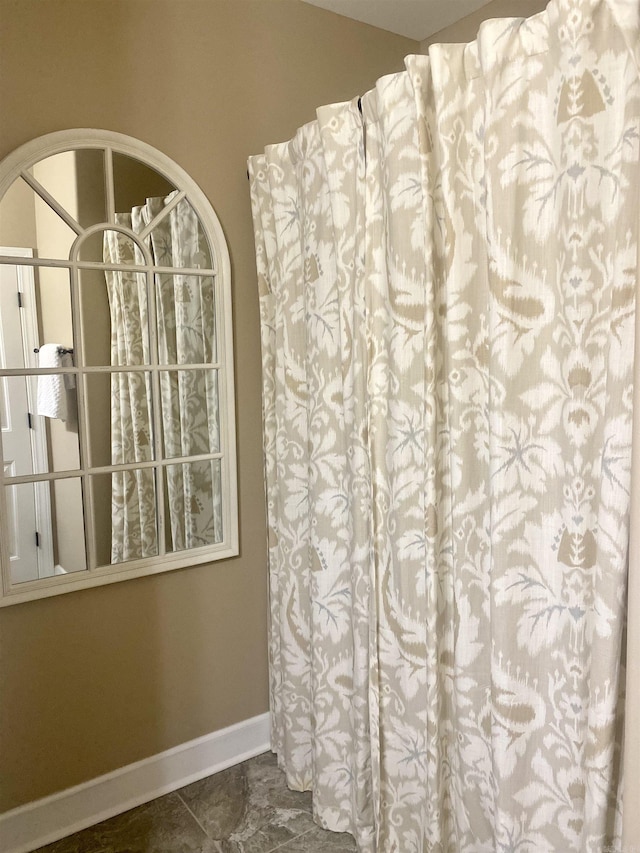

{"left": 0, "top": 254, "right": 54, "bottom": 582}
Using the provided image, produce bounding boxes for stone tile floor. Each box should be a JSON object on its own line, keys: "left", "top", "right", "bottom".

{"left": 34, "top": 752, "right": 358, "bottom": 853}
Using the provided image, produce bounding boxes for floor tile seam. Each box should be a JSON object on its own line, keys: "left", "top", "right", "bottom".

{"left": 174, "top": 789, "right": 221, "bottom": 847}
{"left": 263, "top": 825, "right": 317, "bottom": 853}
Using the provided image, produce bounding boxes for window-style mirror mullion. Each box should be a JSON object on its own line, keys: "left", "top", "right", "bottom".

{"left": 69, "top": 262, "right": 96, "bottom": 571}
{"left": 137, "top": 190, "right": 187, "bottom": 243}
{"left": 20, "top": 170, "right": 84, "bottom": 237}
{"left": 3, "top": 451, "right": 223, "bottom": 484}
{"left": 0, "top": 364, "right": 224, "bottom": 378}
{"left": 105, "top": 147, "right": 115, "bottom": 225}
{"left": 146, "top": 268, "right": 166, "bottom": 558}
{"left": 0, "top": 255, "right": 217, "bottom": 279}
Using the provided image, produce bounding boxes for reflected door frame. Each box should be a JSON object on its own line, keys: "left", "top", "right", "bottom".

{"left": 0, "top": 247, "right": 55, "bottom": 579}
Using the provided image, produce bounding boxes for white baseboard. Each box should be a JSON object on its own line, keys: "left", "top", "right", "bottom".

{"left": 0, "top": 712, "right": 271, "bottom": 853}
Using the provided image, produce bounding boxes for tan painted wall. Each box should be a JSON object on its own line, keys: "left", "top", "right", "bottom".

{"left": 0, "top": 179, "right": 38, "bottom": 249}
{"left": 0, "top": 0, "right": 417, "bottom": 813}
{"left": 420, "top": 0, "right": 548, "bottom": 50}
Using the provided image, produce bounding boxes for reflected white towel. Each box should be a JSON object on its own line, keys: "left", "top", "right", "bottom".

{"left": 36, "top": 344, "right": 75, "bottom": 421}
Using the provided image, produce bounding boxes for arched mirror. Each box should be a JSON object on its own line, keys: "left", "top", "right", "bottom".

{"left": 0, "top": 130, "right": 237, "bottom": 605}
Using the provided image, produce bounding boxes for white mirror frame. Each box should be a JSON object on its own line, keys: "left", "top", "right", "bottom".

{"left": 0, "top": 129, "right": 238, "bottom": 605}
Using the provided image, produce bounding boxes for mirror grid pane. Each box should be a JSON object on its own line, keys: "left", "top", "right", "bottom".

{"left": 0, "top": 133, "right": 234, "bottom": 599}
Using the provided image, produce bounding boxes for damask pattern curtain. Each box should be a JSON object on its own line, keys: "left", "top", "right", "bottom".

{"left": 141, "top": 194, "right": 222, "bottom": 552}
{"left": 105, "top": 193, "right": 221, "bottom": 562}
{"left": 104, "top": 225, "right": 156, "bottom": 563}
{"left": 248, "top": 1, "right": 640, "bottom": 850}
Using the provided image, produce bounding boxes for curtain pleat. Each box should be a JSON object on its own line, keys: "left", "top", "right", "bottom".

{"left": 249, "top": 1, "right": 640, "bottom": 850}
{"left": 248, "top": 154, "right": 282, "bottom": 757}
{"left": 624, "top": 157, "right": 640, "bottom": 847}
{"left": 104, "top": 222, "right": 156, "bottom": 563}
{"left": 146, "top": 194, "right": 221, "bottom": 550}
{"left": 106, "top": 193, "right": 221, "bottom": 561}
{"left": 621, "top": 3, "right": 640, "bottom": 831}
{"left": 263, "top": 137, "right": 315, "bottom": 786}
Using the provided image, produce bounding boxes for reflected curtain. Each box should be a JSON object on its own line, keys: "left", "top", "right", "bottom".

{"left": 105, "top": 192, "right": 221, "bottom": 562}
{"left": 104, "top": 227, "right": 156, "bottom": 563}
{"left": 248, "top": 1, "right": 640, "bottom": 850}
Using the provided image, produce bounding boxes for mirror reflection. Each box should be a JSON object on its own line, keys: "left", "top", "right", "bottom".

{"left": 26, "top": 149, "right": 108, "bottom": 229}
{"left": 90, "top": 468, "right": 159, "bottom": 566}
{"left": 1, "top": 375, "right": 80, "bottom": 475}
{"left": 164, "top": 459, "right": 223, "bottom": 552}
{"left": 0, "top": 142, "right": 226, "bottom": 588}
{"left": 4, "top": 479, "right": 86, "bottom": 584}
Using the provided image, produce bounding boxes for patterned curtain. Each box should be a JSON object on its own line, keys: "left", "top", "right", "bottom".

{"left": 105, "top": 193, "right": 221, "bottom": 563}
{"left": 104, "top": 224, "right": 156, "bottom": 563}
{"left": 248, "top": 1, "right": 640, "bottom": 850}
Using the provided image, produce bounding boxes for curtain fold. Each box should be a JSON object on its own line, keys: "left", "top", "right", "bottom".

{"left": 106, "top": 193, "right": 222, "bottom": 562}
{"left": 143, "top": 194, "right": 222, "bottom": 551}
{"left": 624, "top": 170, "right": 640, "bottom": 848}
{"left": 104, "top": 222, "right": 156, "bottom": 563}
{"left": 249, "top": 1, "right": 640, "bottom": 850}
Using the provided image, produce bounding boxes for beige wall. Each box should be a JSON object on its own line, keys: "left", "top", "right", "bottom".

{"left": 0, "top": 179, "right": 38, "bottom": 249}
{"left": 420, "top": 0, "right": 548, "bottom": 50}
{"left": 0, "top": 0, "right": 417, "bottom": 813}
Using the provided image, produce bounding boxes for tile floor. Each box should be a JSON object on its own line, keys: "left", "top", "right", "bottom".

{"left": 34, "top": 752, "right": 358, "bottom": 853}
